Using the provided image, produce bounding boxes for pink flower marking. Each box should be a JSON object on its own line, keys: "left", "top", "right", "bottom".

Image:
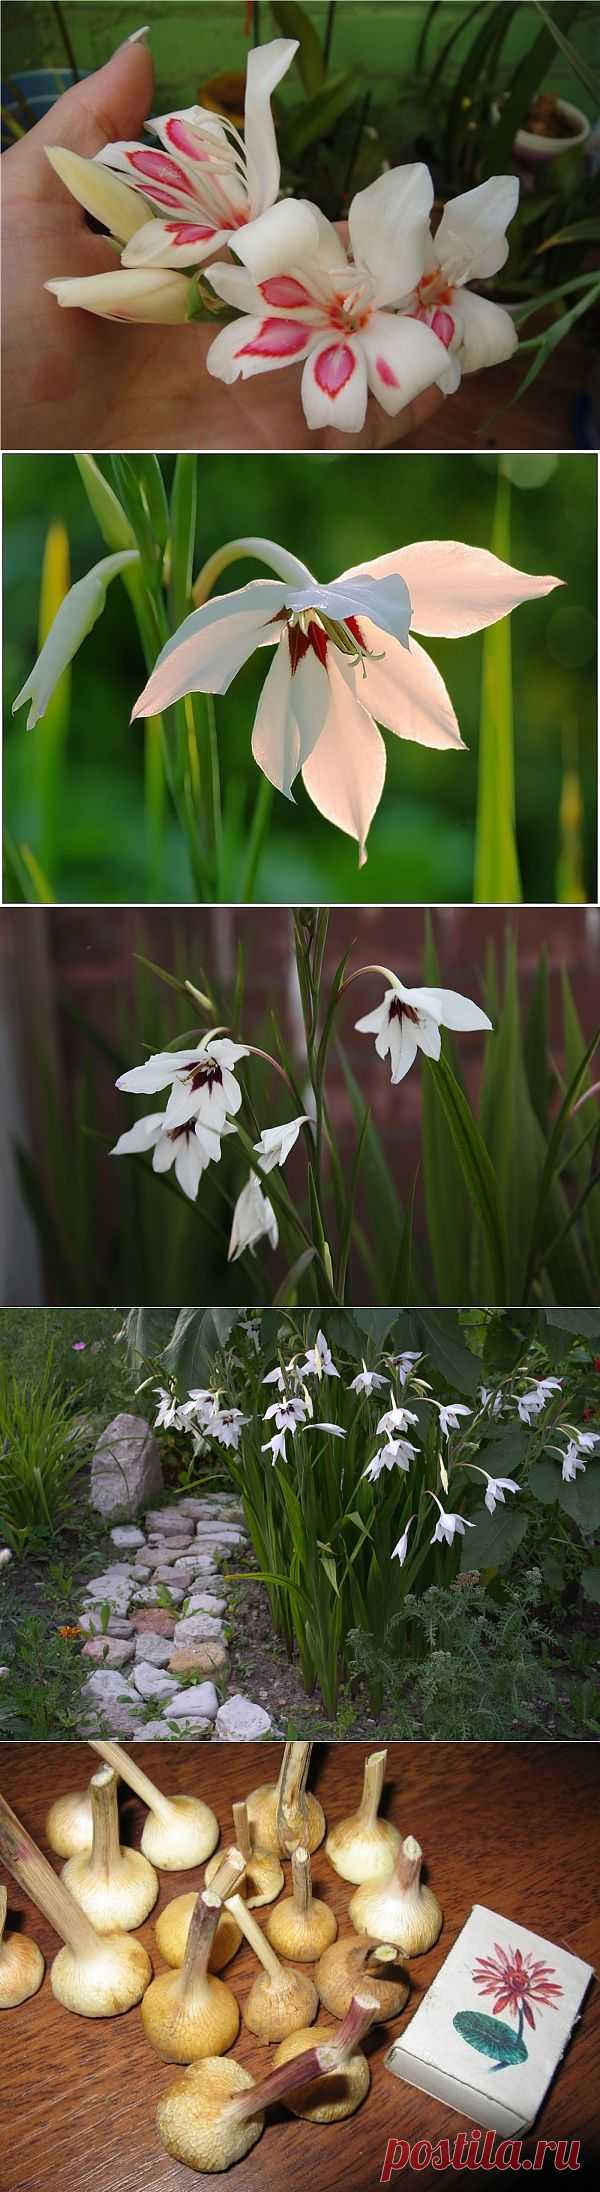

{"left": 164, "top": 117, "right": 211, "bottom": 162}
{"left": 239, "top": 317, "right": 310, "bottom": 359}
{"left": 127, "top": 148, "right": 196, "bottom": 196}
{"left": 412, "top": 303, "right": 455, "bottom": 348}
{"left": 376, "top": 354, "right": 400, "bottom": 388}
{"left": 260, "top": 275, "right": 313, "bottom": 309}
{"left": 314, "top": 343, "right": 355, "bottom": 397}
{"left": 473, "top": 1943, "right": 563, "bottom": 2031}
{"left": 165, "top": 222, "right": 216, "bottom": 244}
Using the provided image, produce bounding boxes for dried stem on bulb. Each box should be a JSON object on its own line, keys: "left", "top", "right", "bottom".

{"left": 156, "top": 1847, "right": 246, "bottom": 1974}
{"left": 0, "top": 1793, "right": 151, "bottom": 2017}
{"left": 62, "top": 1767, "right": 158, "bottom": 1934}
{"left": 271, "top": 1989, "right": 375, "bottom": 2122}
{"left": 216, "top": 1802, "right": 282, "bottom": 1907}
{"left": 316, "top": 1934, "right": 409, "bottom": 2021}
{"left": 142, "top": 1888, "right": 240, "bottom": 2062}
{"left": 0, "top": 1883, "right": 45, "bottom": 2009}
{"left": 349, "top": 1834, "right": 443, "bottom": 1955}
{"left": 157, "top": 1993, "right": 374, "bottom": 2171}
{"left": 91, "top": 1739, "right": 218, "bottom": 1870}
{"left": 226, "top": 1891, "right": 318, "bottom": 2041}
{"left": 246, "top": 1743, "right": 325, "bottom": 1858}
{"left": 265, "top": 1845, "right": 337, "bottom": 1964}
{"left": 326, "top": 1750, "right": 400, "bottom": 1884}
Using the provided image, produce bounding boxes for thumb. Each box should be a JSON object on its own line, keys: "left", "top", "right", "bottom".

{"left": 6, "top": 38, "right": 154, "bottom": 197}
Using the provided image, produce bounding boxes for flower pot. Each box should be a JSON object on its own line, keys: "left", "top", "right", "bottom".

{"left": 514, "top": 95, "right": 590, "bottom": 167}
{"left": 1, "top": 69, "right": 87, "bottom": 153}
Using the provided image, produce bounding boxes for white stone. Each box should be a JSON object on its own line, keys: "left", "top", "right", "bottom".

{"left": 216, "top": 1695, "right": 272, "bottom": 1741}
{"left": 185, "top": 1592, "right": 227, "bottom": 1617}
{"left": 133, "top": 1720, "right": 174, "bottom": 1740}
{"left": 83, "top": 1578, "right": 132, "bottom": 1616}
{"left": 110, "top": 1526, "right": 146, "bottom": 1549}
{"left": 90, "top": 1414, "right": 164, "bottom": 1520}
{"left": 82, "top": 1637, "right": 134, "bottom": 1669}
{"left": 172, "top": 1614, "right": 225, "bottom": 1648}
{"left": 82, "top": 1670, "right": 142, "bottom": 1733}
{"left": 134, "top": 1633, "right": 173, "bottom": 1667}
{"left": 132, "top": 1662, "right": 180, "bottom": 1702}
{"left": 78, "top": 1612, "right": 133, "bottom": 1639}
{"left": 162, "top": 1716, "right": 212, "bottom": 1737}
{"left": 166, "top": 1684, "right": 218, "bottom": 1723}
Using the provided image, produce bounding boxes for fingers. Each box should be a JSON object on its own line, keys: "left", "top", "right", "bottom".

{"left": 4, "top": 39, "right": 153, "bottom": 200}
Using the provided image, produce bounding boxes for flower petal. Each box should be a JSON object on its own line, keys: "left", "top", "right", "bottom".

{"left": 243, "top": 37, "right": 298, "bottom": 215}
{"left": 400, "top": 983, "right": 492, "bottom": 1033}
{"left": 45, "top": 268, "right": 190, "bottom": 323}
{"left": 46, "top": 146, "right": 150, "bottom": 241}
{"left": 358, "top": 623, "right": 464, "bottom": 751}
{"left": 301, "top": 654, "right": 386, "bottom": 862}
{"left": 132, "top": 581, "right": 287, "bottom": 715}
{"left": 452, "top": 287, "right": 518, "bottom": 373}
{"left": 173, "top": 1133, "right": 208, "bottom": 1200}
{"left": 12, "top": 552, "right": 139, "bottom": 729}
{"left": 123, "top": 216, "right": 225, "bottom": 269}
{"left": 96, "top": 138, "right": 200, "bottom": 213}
{"left": 434, "top": 176, "right": 519, "bottom": 284}
{"left": 233, "top": 196, "right": 320, "bottom": 278}
{"left": 301, "top": 336, "right": 368, "bottom": 433}
{"left": 251, "top": 637, "right": 329, "bottom": 797}
{"left": 348, "top": 164, "right": 434, "bottom": 304}
{"left": 360, "top": 310, "right": 451, "bottom": 414}
{"left": 111, "top": 1113, "right": 165, "bottom": 1157}
{"left": 341, "top": 540, "right": 563, "bottom": 638}
{"left": 288, "top": 573, "right": 411, "bottom": 647}
{"left": 207, "top": 313, "right": 314, "bottom": 383}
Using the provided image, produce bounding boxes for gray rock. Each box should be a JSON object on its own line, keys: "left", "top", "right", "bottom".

{"left": 215, "top": 1695, "right": 272, "bottom": 1741}
{"left": 78, "top": 1612, "right": 134, "bottom": 1639}
{"left": 82, "top": 1669, "right": 143, "bottom": 1734}
{"left": 82, "top": 1637, "right": 135, "bottom": 1669}
{"left": 83, "top": 1578, "right": 132, "bottom": 1617}
{"left": 90, "top": 1414, "right": 163, "bottom": 1520}
{"left": 135, "top": 1546, "right": 190, "bottom": 1570}
{"left": 162, "top": 1716, "right": 212, "bottom": 1738}
{"left": 173, "top": 1614, "right": 225, "bottom": 1648}
{"left": 133, "top": 1720, "right": 174, "bottom": 1740}
{"left": 110, "top": 1526, "right": 146, "bottom": 1549}
{"left": 166, "top": 1683, "right": 218, "bottom": 1723}
{"left": 134, "top": 1633, "right": 173, "bottom": 1667}
{"left": 144, "top": 1509, "right": 187, "bottom": 1534}
{"left": 185, "top": 1592, "right": 227, "bottom": 1617}
{"left": 196, "top": 1527, "right": 245, "bottom": 1545}
{"left": 132, "top": 1662, "right": 180, "bottom": 1702}
{"left": 133, "top": 1583, "right": 186, "bottom": 1608}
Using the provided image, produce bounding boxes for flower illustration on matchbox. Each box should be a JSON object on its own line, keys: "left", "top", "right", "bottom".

{"left": 453, "top": 1942, "right": 563, "bottom": 2071}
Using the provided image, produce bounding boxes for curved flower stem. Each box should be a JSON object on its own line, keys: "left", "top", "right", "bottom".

{"left": 192, "top": 536, "right": 311, "bottom": 606}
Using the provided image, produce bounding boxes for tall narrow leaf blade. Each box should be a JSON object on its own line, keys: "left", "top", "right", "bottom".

{"left": 474, "top": 470, "right": 522, "bottom": 903}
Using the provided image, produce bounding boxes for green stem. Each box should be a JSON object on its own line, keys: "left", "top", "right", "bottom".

{"left": 144, "top": 718, "right": 166, "bottom": 899}
{"left": 241, "top": 775, "right": 274, "bottom": 902}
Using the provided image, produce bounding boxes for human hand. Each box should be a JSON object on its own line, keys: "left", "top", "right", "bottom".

{"left": 1, "top": 40, "right": 444, "bottom": 453}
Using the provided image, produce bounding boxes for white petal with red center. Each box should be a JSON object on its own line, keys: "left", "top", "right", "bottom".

{"left": 132, "top": 582, "right": 287, "bottom": 716}
{"left": 395, "top": 982, "right": 492, "bottom": 1032}
{"left": 300, "top": 654, "right": 386, "bottom": 861}
{"left": 96, "top": 138, "right": 202, "bottom": 215}
{"left": 116, "top": 1054, "right": 195, "bottom": 1095}
{"left": 452, "top": 288, "right": 518, "bottom": 372}
{"left": 358, "top": 622, "right": 464, "bottom": 750}
{"left": 207, "top": 313, "right": 315, "bottom": 384}
{"left": 360, "top": 310, "right": 450, "bottom": 414}
{"left": 205, "top": 259, "right": 322, "bottom": 323}
{"left": 434, "top": 176, "right": 519, "bottom": 284}
{"left": 123, "top": 217, "right": 226, "bottom": 269}
{"left": 285, "top": 572, "right": 411, "bottom": 646}
{"left": 348, "top": 165, "right": 434, "bottom": 305}
{"left": 243, "top": 38, "right": 298, "bottom": 214}
{"left": 149, "top": 107, "right": 231, "bottom": 165}
{"left": 164, "top": 1076, "right": 228, "bottom": 1133}
{"left": 251, "top": 640, "right": 329, "bottom": 797}
{"left": 301, "top": 336, "right": 368, "bottom": 433}
{"left": 339, "top": 541, "right": 562, "bottom": 637}
{"left": 233, "top": 196, "right": 321, "bottom": 277}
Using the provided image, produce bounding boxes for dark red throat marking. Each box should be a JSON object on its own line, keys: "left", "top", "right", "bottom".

{"left": 389, "top": 998, "right": 420, "bottom": 1025}
{"left": 185, "top": 1062, "right": 223, "bottom": 1092}
{"left": 288, "top": 619, "right": 328, "bottom": 672}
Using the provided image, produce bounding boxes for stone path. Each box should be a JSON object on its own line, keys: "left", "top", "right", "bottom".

{"left": 77, "top": 1491, "right": 273, "bottom": 1742}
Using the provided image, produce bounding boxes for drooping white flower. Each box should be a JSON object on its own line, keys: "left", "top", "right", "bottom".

{"left": 253, "top": 1115, "right": 309, "bottom": 1172}
{"left": 262, "top": 1428, "right": 288, "bottom": 1466}
{"left": 116, "top": 1032, "right": 248, "bottom": 1135}
{"left": 310, "top": 1423, "right": 346, "bottom": 1439}
{"left": 297, "top": 1330, "right": 340, "bottom": 1381}
{"left": 362, "top": 1438, "right": 419, "bottom": 1483}
{"left": 479, "top": 1385, "right": 504, "bottom": 1417}
{"left": 132, "top": 532, "right": 560, "bottom": 865}
{"left": 12, "top": 550, "right": 139, "bottom": 729}
{"left": 228, "top": 1173, "right": 278, "bottom": 1261}
{"left": 392, "top": 1515, "right": 416, "bottom": 1567}
{"left": 429, "top": 1492, "right": 476, "bottom": 1548}
{"left": 517, "top": 1377, "right": 562, "bottom": 1424}
{"left": 356, "top": 976, "right": 492, "bottom": 1085}
{"left": 263, "top": 1365, "right": 286, "bottom": 1391}
{"left": 349, "top": 1361, "right": 389, "bottom": 1395}
{"left": 561, "top": 1442, "right": 587, "bottom": 1483}
{"left": 98, "top": 39, "right": 302, "bottom": 272}
{"left": 376, "top": 1403, "right": 419, "bottom": 1438}
{"left": 407, "top": 176, "right": 520, "bottom": 385}
{"left": 570, "top": 1428, "right": 599, "bottom": 1454}
{"left": 468, "top": 1465, "right": 520, "bottom": 1515}
{"left": 390, "top": 1350, "right": 424, "bottom": 1385}
{"left": 434, "top": 1401, "right": 473, "bottom": 1438}
{"left": 111, "top": 1108, "right": 224, "bottom": 1201}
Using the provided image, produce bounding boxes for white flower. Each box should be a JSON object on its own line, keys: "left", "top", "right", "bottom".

{"left": 228, "top": 1173, "right": 278, "bottom": 1261}
{"left": 263, "top": 1365, "right": 286, "bottom": 1391}
{"left": 178, "top": 1388, "right": 221, "bottom": 1425}
{"left": 262, "top": 1429, "right": 288, "bottom": 1465}
{"left": 46, "top": 266, "right": 190, "bottom": 322}
{"left": 362, "top": 1438, "right": 419, "bottom": 1483}
{"left": 469, "top": 1467, "right": 520, "bottom": 1515}
{"left": 392, "top": 1515, "right": 416, "bottom": 1567}
{"left": 517, "top": 1377, "right": 562, "bottom": 1424}
{"left": 111, "top": 1108, "right": 224, "bottom": 1200}
{"left": 429, "top": 1493, "right": 475, "bottom": 1547}
{"left": 297, "top": 1330, "right": 340, "bottom": 1381}
{"left": 434, "top": 1401, "right": 472, "bottom": 1438}
{"left": 407, "top": 176, "right": 520, "bottom": 385}
{"left": 12, "top": 550, "right": 139, "bottom": 729}
{"left": 264, "top": 1396, "right": 307, "bottom": 1434}
{"left": 561, "top": 1442, "right": 587, "bottom": 1483}
{"left": 154, "top": 1387, "right": 182, "bottom": 1430}
{"left": 0, "top": 1550, "right": 13, "bottom": 1572}
{"left": 390, "top": 1350, "right": 424, "bottom": 1385}
{"left": 98, "top": 39, "right": 301, "bottom": 272}
{"left": 571, "top": 1428, "right": 599, "bottom": 1453}
{"left": 356, "top": 977, "right": 492, "bottom": 1084}
{"left": 117, "top": 1032, "right": 248, "bottom": 1135}
{"left": 253, "top": 1115, "right": 309, "bottom": 1172}
{"left": 309, "top": 1423, "right": 346, "bottom": 1439}
{"left": 349, "top": 1361, "right": 389, "bottom": 1395}
{"left": 479, "top": 1385, "right": 504, "bottom": 1417}
{"left": 376, "top": 1403, "right": 419, "bottom": 1437}
{"left": 133, "top": 532, "right": 560, "bottom": 866}
{"left": 208, "top": 1408, "right": 250, "bottom": 1451}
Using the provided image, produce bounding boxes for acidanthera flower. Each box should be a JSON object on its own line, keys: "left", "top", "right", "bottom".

{"left": 407, "top": 176, "right": 520, "bottom": 384}
{"left": 429, "top": 1493, "right": 475, "bottom": 1548}
{"left": 111, "top": 1108, "right": 224, "bottom": 1201}
{"left": 362, "top": 1438, "right": 419, "bottom": 1483}
{"left": 208, "top": 1407, "right": 251, "bottom": 1450}
{"left": 132, "top": 532, "right": 560, "bottom": 863}
{"left": 297, "top": 1331, "right": 340, "bottom": 1380}
{"left": 116, "top": 1033, "right": 248, "bottom": 1132}
{"left": 356, "top": 975, "right": 492, "bottom": 1083}
{"left": 228, "top": 1173, "right": 278, "bottom": 1259}
{"left": 561, "top": 1442, "right": 587, "bottom": 1483}
{"left": 434, "top": 1401, "right": 472, "bottom": 1438}
{"left": 391, "top": 1351, "right": 423, "bottom": 1384}
{"left": 349, "top": 1363, "right": 389, "bottom": 1395}
{"left": 467, "top": 1466, "right": 520, "bottom": 1515}
{"left": 264, "top": 1397, "right": 308, "bottom": 1433}
{"left": 253, "top": 1116, "right": 309, "bottom": 1170}
{"left": 479, "top": 1385, "right": 504, "bottom": 1417}
{"left": 392, "top": 1516, "right": 416, "bottom": 1566}
{"left": 376, "top": 1404, "right": 420, "bottom": 1437}
{"left": 12, "top": 551, "right": 139, "bottom": 728}
{"left": 98, "top": 38, "right": 301, "bottom": 271}
{"left": 517, "top": 1377, "right": 562, "bottom": 1423}
{"left": 204, "top": 167, "right": 452, "bottom": 431}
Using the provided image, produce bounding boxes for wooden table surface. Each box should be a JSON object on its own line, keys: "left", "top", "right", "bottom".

{"left": 1, "top": 1743, "right": 599, "bottom": 2192}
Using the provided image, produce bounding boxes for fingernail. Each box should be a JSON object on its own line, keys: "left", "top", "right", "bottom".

{"left": 126, "top": 25, "right": 150, "bottom": 44}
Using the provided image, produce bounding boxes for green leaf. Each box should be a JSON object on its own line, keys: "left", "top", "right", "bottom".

{"left": 544, "top": 1307, "right": 600, "bottom": 1337}
{"left": 530, "top": 1, "right": 600, "bottom": 105}
{"left": 415, "top": 1310, "right": 482, "bottom": 1396}
{"left": 524, "top": 951, "right": 550, "bottom": 1129}
{"left": 282, "top": 71, "right": 362, "bottom": 160}
{"left": 421, "top": 919, "right": 471, "bottom": 1300}
{"left": 476, "top": 937, "right": 544, "bottom": 1299}
{"left": 169, "top": 455, "right": 197, "bottom": 628}
{"left": 481, "top": 18, "right": 558, "bottom": 177}
{"left": 474, "top": 470, "right": 522, "bottom": 902}
{"left": 422, "top": 1053, "right": 508, "bottom": 1303}
{"left": 558, "top": 1469, "right": 600, "bottom": 1532}
{"left": 336, "top": 1041, "right": 404, "bottom": 1297}
{"left": 273, "top": 1247, "right": 318, "bottom": 1305}
{"left": 581, "top": 1568, "right": 600, "bottom": 1604}
{"left": 270, "top": 2, "right": 325, "bottom": 94}
{"left": 537, "top": 219, "right": 600, "bottom": 251}
{"left": 162, "top": 1307, "right": 241, "bottom": 1388}
{"left": 461, "top": 1503, "right": 528, "bottom": 1571}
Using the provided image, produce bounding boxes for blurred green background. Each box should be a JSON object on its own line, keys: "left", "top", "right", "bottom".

{"left": 3, "top": 451, "right": 597, "bottom": 903}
